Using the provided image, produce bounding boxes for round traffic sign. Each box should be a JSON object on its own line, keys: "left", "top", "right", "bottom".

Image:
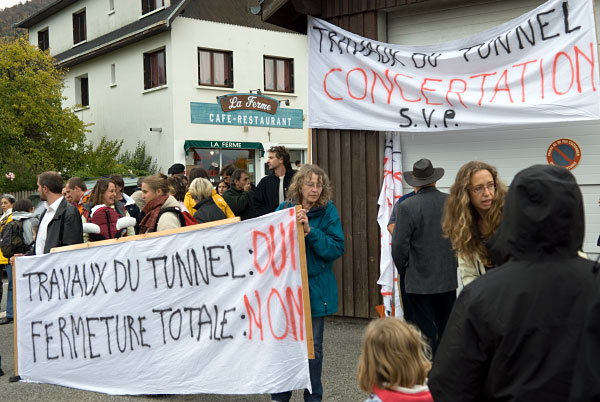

{"left": 546, "top": 138, "right": 581, "bottom": 170}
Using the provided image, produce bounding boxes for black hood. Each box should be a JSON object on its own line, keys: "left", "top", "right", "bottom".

{"left": 489, "top": 165, "right": 584, "bottom": 264}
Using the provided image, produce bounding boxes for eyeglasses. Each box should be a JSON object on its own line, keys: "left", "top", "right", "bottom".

{"left": 469, "top": 182, "right": 495, "bottom": 195}
{"left": 303, "top": 182, "right": 323, "bottom": 189}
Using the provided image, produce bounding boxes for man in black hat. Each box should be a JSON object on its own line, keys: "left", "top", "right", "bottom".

{"left": 391, "top": 158, "right": 457, "bottom": 355}
{"left": 168, "top": 163, "right": 185, "bottom": 176}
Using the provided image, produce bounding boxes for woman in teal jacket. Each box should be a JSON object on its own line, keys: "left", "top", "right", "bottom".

{"left": 273, "top": 164, "right": 344, "bottom": 402}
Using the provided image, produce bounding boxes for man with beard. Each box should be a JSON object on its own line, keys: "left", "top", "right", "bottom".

{"left": 33, "top": 172, "right": 83, "bottom": 254}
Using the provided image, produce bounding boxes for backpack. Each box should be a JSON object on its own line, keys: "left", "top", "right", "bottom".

{"left": 88, "top": 206, "right": 124, "bottom": 241}
{"left": 156, "top": 207, "right": 198, "bottom": 230}
{"left": 0, "top": 220, "right": 25, "bottom": 258}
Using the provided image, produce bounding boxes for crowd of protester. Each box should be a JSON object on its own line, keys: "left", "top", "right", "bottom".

{"left": 376, "top": 160, "right": 600, "bottom": 402}
{"left": 0, "top": 146, "right": 349, "bottom": 398}
{"left": 0, "top": 151, "right": 599, "bottom": 402}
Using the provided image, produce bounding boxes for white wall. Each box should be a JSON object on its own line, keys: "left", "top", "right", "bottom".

{"left": 63, "top": 31, "right": 175, "bottom": 172}
{"left": 387, "top": 0, "right": 600, "bottom": 255}
{"left": 28, "top": 0, "right": 172, "bottom": 56}
{"left": 387, "top": 0, "right": 546, "bottom": 45}
{"left": 169, "top": 17, "right": 309, "bottom": 177}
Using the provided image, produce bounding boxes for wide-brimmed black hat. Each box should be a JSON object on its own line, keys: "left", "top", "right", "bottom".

{"left": 404, "top": 159, "right": 444, "bottom": 187}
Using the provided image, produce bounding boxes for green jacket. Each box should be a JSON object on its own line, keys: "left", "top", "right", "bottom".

{"left": 277, "top": 200, "right": 344, "bottom": 317}
{"left": 222, "top": 186, "right": 254, "bottom": 220}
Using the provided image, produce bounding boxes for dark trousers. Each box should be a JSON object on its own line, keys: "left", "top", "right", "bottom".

{"left": 271, "top": 316, "right": 325, "bottom": 402}
{"left": 399, "top": 275, "right": 413, "bottom": 319}
{"left": 403, "top": 290, "right": 455, "bottom": 356}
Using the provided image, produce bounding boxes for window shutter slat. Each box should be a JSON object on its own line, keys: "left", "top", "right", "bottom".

{"left": 289, "top": 60, "right": 294, "bottom": 93}
{"left": 143, "top": 54, "right": 151, "bottom": 89}
{"left": 228, "top": 52, "right": 233, "bottom": 88}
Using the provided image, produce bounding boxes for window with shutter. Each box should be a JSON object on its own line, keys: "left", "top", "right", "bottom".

{"left": 263, "top": 56, "right": 294, "bottom": 93}
{"left": 38, "top": 29, "right": 49, "bottom": 51}
{"left": 143, "top": 49, "right": 166, "bottom": 90}
{"left": 197, "top": 48, "right": 234, "bottom": 88}
{"left": 73, "top": 10, "right": 86, "bottom": 44}
{"left": 142, "top": 0, "right": 164, "bottom": 15}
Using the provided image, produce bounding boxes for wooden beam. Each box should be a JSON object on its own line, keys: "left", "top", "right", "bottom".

{"left": 50, "top": 217, "right": 240, "bottom": 253}
{"left": 295, "top": 205, "right": 314, "bottom": 359}
{"left": 262, "top": 0, "right": 290, "bottom": 21}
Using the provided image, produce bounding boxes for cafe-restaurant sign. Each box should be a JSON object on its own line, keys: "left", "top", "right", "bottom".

{"left": 191, "top": 93, "right": 303, "bottom": 129}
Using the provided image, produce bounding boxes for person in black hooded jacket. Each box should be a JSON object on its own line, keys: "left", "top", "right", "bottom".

{"left": 568, "top": 258, "right": 600, "bottom": 402}
{"left": 428, "top": 165, "right": 597, "bottom": 402}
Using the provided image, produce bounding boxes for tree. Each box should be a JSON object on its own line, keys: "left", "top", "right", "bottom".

{"left": 118, "top": 141, "right": 159, "bottom": 176}
{"left": 0, "top": 37, "right": 87, "bottom": 191}
{"left": 72, "top": 136, "right": 129, "bottom": 179}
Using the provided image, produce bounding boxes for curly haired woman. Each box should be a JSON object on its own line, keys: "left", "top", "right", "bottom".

{"left": 271, "top": 164, "right": 344, "bottom": 402}
{"left": 442, "top": 161, "right": 506, "bottom": 287}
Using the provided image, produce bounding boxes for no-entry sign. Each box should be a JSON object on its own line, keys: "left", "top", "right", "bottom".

{"left": 546, "top": 138, "right": 581, "bottom": 170}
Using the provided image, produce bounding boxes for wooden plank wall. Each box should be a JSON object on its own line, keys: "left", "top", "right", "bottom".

{"left": 311, "top": 129, "right": 381, "bottom": 318}
{"left": 321, "top": 0, "right": 428, "bottom": 20}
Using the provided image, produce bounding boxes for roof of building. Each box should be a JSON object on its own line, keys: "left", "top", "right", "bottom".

{"left": 56, "top": 0, "right": 188, "bottom": 67}
{"left": 16, "top": 0, "right": 291, "bottom": 68}
{"left": 15, "top": 0, "right": 79, "bottom": 28}
{"left": 179, "top": 0, "right": 289, "bottom": 32}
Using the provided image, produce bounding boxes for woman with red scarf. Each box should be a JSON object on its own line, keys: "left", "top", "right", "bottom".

{"left": 139, "top": 173, "right": 182, "bottom": 233}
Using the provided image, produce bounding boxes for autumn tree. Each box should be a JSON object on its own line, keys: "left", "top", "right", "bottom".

{"left": 0, "top": 37, "right": 87, "bottom": 191}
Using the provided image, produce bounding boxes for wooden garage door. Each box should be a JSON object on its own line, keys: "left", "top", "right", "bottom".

{"left": 311, "top": 129, "right": 382, "bottom": 318}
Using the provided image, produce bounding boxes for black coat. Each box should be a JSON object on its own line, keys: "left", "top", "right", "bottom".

{"left": 253, "top": 169, "right": 295, "bottom": 217}
{"left": 34, "top": 198, "right": 83, "bottom": 254}
{"left": 391, "top": 186, "right": 457, "bottom": 294}
{"left": 429, "top": 165, "right": 597, "bottom": 402}
{"left": 568, "top": 262, "right": 600, "bottom": 402}
{"left": 193, "top": 198, "right": 226, "bottom": 224}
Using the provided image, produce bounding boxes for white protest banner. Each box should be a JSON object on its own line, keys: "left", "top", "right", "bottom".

{"left": 308, "top": 0, "right": 600, "bottom": 131}
{"left": 14, "top": 209, "right": 312, "bottom": 395}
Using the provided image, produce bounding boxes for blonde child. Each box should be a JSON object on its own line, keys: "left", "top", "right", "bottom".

{"left": 357, "top": 318, "right": 433, "bottom": 402}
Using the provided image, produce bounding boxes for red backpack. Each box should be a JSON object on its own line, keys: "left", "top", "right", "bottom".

{"left": 89, "top": 206, "right": 125, "bottom": 241}
{"left": 157, "top": 207, "right": 198, "bottom": 229}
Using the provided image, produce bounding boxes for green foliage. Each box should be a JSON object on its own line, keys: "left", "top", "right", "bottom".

{"left": 72, "top": 136, "right": 129, "bottom": 179}
{"left": 118, "top": 141, "right": 159, "bottom": 176}
{"left": 0, "top": 37, "right": 87, "bottom": 191}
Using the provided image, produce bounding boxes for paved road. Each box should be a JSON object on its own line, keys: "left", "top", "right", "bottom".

{"left": 0, "top": 280, "right": 369, "bottom": 402}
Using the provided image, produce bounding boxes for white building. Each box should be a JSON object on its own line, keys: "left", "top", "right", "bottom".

{"left": 18, "top": 0, "right": 309, "bottom": 184}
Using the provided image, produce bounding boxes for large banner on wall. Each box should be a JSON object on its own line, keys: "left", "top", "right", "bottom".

{"left": 308, "top": 0, "right": 600, "bottom": 132}
{"left": 15, "top": 210, "right": 311, "bottom": 395}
